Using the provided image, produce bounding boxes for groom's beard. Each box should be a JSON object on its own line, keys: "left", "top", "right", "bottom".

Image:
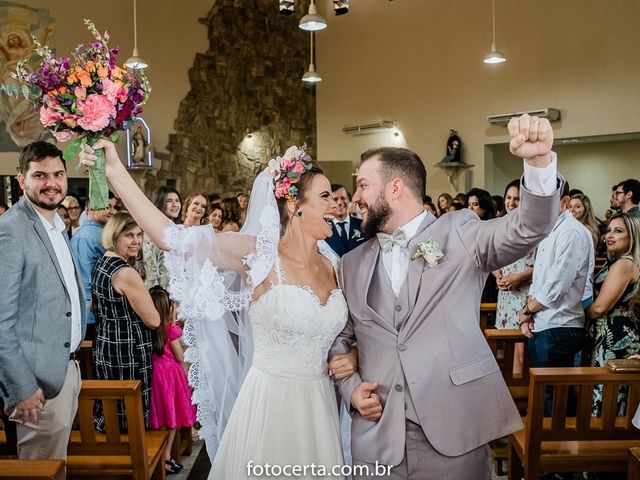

{"left": 361, "top": 196, "right": 392, "bottom": 239}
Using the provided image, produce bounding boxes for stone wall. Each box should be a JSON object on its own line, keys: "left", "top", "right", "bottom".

{"left": 151, "top": 0, "right": 316, "bottom": 197}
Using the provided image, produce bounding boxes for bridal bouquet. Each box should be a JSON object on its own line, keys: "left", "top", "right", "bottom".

{"left": 6, "top": 19, "right": 151, "bottom": 210}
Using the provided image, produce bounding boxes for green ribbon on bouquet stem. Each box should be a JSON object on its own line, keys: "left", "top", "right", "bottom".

{"left": 62, "top": 134, "right": 116, "bottom": 211}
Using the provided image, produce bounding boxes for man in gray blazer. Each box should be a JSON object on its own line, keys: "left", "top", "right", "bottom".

{"left": 330, "top": 115, "right": 561, "bottom": 479}
{"left": 0, "top": 141, "right": 86, "bottom": 460}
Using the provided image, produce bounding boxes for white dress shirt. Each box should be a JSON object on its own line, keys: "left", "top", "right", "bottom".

{"left": 35, "top": 207, "right": 83, "bottom": 351}
{"left": 380, "top": 155, "right": 559, "bottom": 297}
{"left": 528, "top": 210, "right": 594, "bottom": 331}
{"left": 333, "top": 215, "right": 352, "bottom": 239}
{"left": 381, "top": 211, "right": 428, "bottom": 296}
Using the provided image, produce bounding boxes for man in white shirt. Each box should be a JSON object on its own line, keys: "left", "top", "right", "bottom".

{"left": 331, "top": 114, "right": 562, "bottom": 479}
{"left": 518, "top": 181, "right": 594, "bottom": 413}
{"left": 0, "top": 141, "right": 85, "bottom": 461}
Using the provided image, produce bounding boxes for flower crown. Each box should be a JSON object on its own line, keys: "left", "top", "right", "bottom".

{"left": 266, "top": 146, "right": 313, "bottom": 201}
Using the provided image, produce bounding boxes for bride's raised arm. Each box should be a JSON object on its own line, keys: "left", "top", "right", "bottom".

{"left": 81, "top": 139, "right": 256, "bottom": 274}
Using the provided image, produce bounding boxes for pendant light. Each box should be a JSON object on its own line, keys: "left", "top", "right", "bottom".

{"left": 124, "top": 0, "right": 148, "bottom": 70}
{"left": 299, "top": 0, "right": 327, "bottom": 32}
{"left": 302, "top": 32, "right": 321, "bottom": 83}
{"left": 483, "top": 0, "right": 506, "bottom": 64}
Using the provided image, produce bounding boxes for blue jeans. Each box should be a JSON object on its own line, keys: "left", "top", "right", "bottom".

{"left": 528, "top": 327, "right": 584, "bottom": 415}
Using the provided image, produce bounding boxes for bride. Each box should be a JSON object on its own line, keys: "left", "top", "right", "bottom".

{"left": 81, "top": 141, "right": 357, "bottom": 479}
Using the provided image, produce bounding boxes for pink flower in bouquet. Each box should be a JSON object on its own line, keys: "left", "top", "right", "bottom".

{"left": 52, "top": 130, "right": 74, "bottom": 142}
{"left": 39, "top": 106, "right": 61, "bottom": 127}
{"left": 77, "top": 94, "right": 115, "bottom": 132}
{"left": 102, "top": 78, "right": 129, "bottom": 105}
{"left": 74, "top": 86, "right": 86, "bottom": 100}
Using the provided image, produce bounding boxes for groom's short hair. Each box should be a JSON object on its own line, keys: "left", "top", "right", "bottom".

{"left": 361, "top": 147, "right": 426, "bottom": 201}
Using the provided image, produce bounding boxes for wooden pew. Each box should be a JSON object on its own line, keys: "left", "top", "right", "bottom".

{"left": 0, "top": 397, "right": 17, "bottom": 458}
{"left": 484, "top": 328, "right": 529, "bottom": 475}
{"left": 479, "top": 302, "right": 497, "bottom": 330}
{"left": 629, "top": 447, "right": 640, "bottom": 480}
{"left": 0, "top": 459, "right": 65, "bottom": 479}
{"left": 77, "top": 340, "right": 95, "bottom": 380}
{"left": 484, "top": 329, "right": 530, "bottom": 413}
{"left": 66, "top": 380, "right": 169, "bottom": 480}
{"left": 508, "top": 367, "right": 640, "bottom": 479}
{"left": 77, "top": 340, "right": 192, "bottom": 462}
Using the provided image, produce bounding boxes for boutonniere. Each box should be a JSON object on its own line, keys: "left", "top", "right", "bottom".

{"left": 411, "top": 238, "right": 444, "bottom": 268}
{"left": 352, "top": 229, "right": 362, "bottom": 239}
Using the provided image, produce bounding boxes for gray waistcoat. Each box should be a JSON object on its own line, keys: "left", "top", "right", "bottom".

{"left": 367, "top": 253, "right": 420, "bottom": 424}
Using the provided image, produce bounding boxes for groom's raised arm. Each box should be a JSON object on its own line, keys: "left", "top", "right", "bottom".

{"left": 460, "top": 115, "right": 563, "bottom": 272}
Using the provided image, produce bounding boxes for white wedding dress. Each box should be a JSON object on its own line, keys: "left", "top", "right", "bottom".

{"left": 209, "top": 277, "right": 348, "bottom": 479}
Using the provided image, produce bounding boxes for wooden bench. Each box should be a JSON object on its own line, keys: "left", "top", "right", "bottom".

{"left": 508, "top": 367, "right": 640, "bottom": 479}
{"left": 77, "top": 340, "right": 95, "bottom": 380}
{"left": 484, "top": 328, "right": 530, "bottom": 413}
{"left": 630, "top": 447, "right": 640, "bottom": 480}
{"left": 0, "top": 459, "right": 65, "bottom": 479}
{"left": 479, "top": 302, "right": 497, "bottom": 330}
{"left": 0, "top": 397, "right": 17, "bottom": 458}
{"left": 66, "top": 380, "right": 169, "bottom": 480}
{"left": 484, "top": 328, "right": 529, "bottom": 475}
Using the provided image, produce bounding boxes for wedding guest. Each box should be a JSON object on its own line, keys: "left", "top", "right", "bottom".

{"left": 57, "top": 204, "right": 72, "bottom": 238}
{"left": 467, "top": 188, "right": 496, "bottom": 220}
{"left": 615, "top": 179, "right": 640, "bottom": 217}
{"left": 220, "top": 196, "right": 241, "bottom": 232}
{"left": 148, "top": 286, "right": 195, "bottom": 475}
{"left": 0, "top": 202, "right": 8, "bottom": 215}
{"left": 448, "top": 201, "right": 465, "bottom": 212}
{"left": 62, "top": 194, "right": 82, "bottom": 235}
{"left": 493, "top": 180, "right": 534, "bottom": 374}
{"left": 237, "top": 193, "right": 249, "bottom": 227}
{"left": 208, "top": 205, "right": 223, "bottom": 232}
{"left": 92, "top": 212, "right": 159, "bottom": 430}
{"left": 143, "top": 186, "right": 182, "bottom": 289}
{"left": 325, "top": 183, "right": 366, "bottom": 257}
{"left": 182, "top": 192, "right": 209, "bottom": 227}
{"left": 437, "top": 193, "right": 453, "bottom": 217}
{"left": 423, "top": 201, "right": 437, "bottom": 216}
{"left": 570, "top": 193, "right": 602, "bottom": 253}
{"left": 71, "top": 194, "right": 118, "bottom": 342}
{"left": 587, "top": 212, "right": 640, "bottom": 414}
{"left": 518, "top": 182, "right": 594, "bottom": 414}
{"left": 454, "top": 192, "right": 467, "bottom": 206}
{"left": 0, "top": 141, "right": 85, "bottom": 461}
{"left": 208, "top": 192, "right": 221, "bottom": 208}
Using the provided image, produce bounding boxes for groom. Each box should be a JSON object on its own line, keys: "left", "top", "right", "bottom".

{"left": 330, "top": 114, "right": 562, "bottom": 479}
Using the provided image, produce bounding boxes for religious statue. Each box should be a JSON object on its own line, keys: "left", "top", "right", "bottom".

{"left": 441, "top": 129, "right": 462, "bottom": 164}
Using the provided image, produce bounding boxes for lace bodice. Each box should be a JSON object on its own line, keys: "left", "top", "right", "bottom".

{"left": 249, "top": 284, "right": 348, "bottom": 380}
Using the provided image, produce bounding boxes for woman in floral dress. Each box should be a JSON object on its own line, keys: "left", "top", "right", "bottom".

{"left": 587, "top": 212, "right": 640, "bottom": 414}
{"left": 492, "top": 180, "right": 535, "bottom": 374}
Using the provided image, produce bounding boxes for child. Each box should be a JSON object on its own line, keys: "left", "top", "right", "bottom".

{"left": 148, "top": 286, "right": 196, "bottom": 475}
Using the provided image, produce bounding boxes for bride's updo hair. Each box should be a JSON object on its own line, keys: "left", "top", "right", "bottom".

{"left": 269, "top": 146, "right": 324, "bottom": 236}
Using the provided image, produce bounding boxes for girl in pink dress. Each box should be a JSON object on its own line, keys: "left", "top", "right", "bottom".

{"left": 148, "top": 286, "right": 196, "bottom": 475}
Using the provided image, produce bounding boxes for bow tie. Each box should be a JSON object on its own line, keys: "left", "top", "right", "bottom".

{"left": 377, "top": 229, "right": 408, "bottom": 252}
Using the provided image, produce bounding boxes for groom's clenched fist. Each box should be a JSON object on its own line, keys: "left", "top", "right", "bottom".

{"left": 508, "top": 113, "right": 553, "bottom": 168}
{"left": 351, "top": 382, "right": 383, "bottom": 422}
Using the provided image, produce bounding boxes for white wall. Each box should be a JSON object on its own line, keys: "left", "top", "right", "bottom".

{"left": 315, "top": 0, "right": 640, "bottom": 196}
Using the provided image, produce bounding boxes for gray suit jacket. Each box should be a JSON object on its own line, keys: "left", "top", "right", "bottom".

{"left": 0, "top": 198, "right": 86, "bottom": 409}
{"left": 331, "top": 178, "right": 562, "bottom": 465}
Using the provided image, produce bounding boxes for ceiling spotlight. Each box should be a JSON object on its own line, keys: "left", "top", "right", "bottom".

{"left": 279, "top": 0, "right": 295, "bottom": 16}
{"left": 299, "top": 0, "right": 327, "bottom": 31}
{"left": 483, "top": 0, "right": 506, "bottom": 64}
{"left": 302, "top": 32, "right": 321, "bottom": 83}
{"left": 333, "top": 0, "right": 350, "bottom": 16}
{"left": 124, "top": 0, "right": 148, "bottom": 70}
